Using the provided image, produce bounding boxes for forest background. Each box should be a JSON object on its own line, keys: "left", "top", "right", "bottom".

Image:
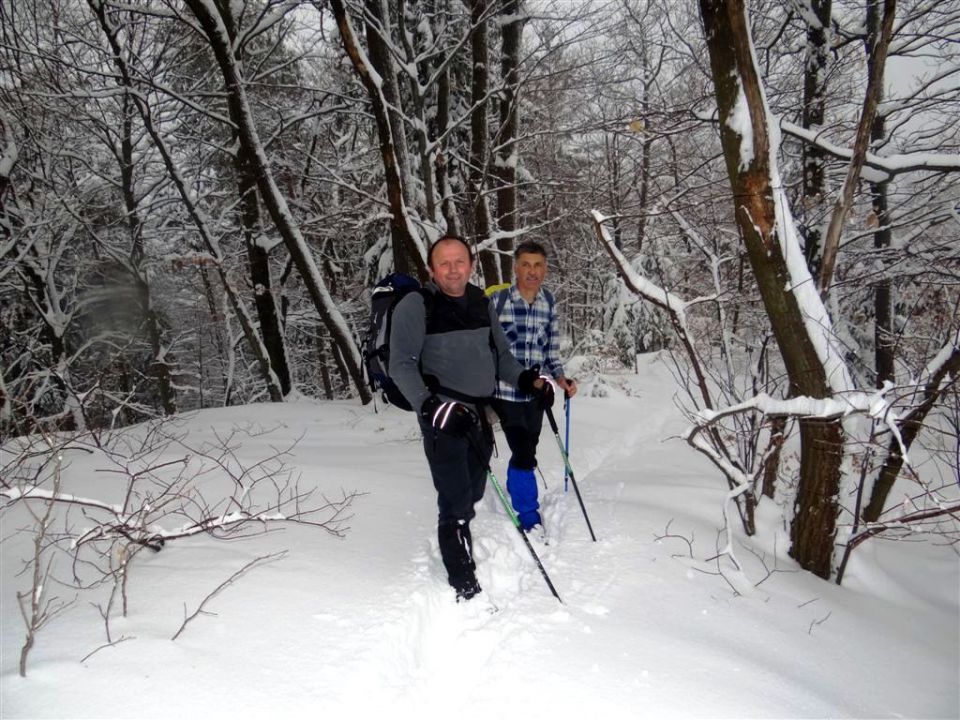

{"left": 1, "top": 0, "right": 959, "bottom": 669}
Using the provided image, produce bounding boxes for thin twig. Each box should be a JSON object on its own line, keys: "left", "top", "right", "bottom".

{"left": 80, "top": 635, "right": 135, "bottom": 663}
{"left": 171, "top": 551, "right": 287, "bottom": 641}
{"left": 808, "top": 611, "right": 832, "bottom": 635}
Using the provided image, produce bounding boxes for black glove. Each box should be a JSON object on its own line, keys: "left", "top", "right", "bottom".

{"left": 517, "top": 366, "right": 540, "bottom": 394}
{"left": 517, "top": 367, "right": 554, "bottom": 408}
{"left": 420, "top": 395, "right": 478, "bottom": 438}
{"left": 536, "top": 374, "right": 555, "bottom": 409}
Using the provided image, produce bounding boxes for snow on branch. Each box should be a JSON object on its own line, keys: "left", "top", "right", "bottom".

{"left": 1, "top": 485, "right": 125, "bottom": 516}
{"left": 0, "top": 108, "right": 18, "bottom": 182}
{"left": 921, "top": 328, "right": 960, "bottom": 384}
{"left": 767, "top": 140, "right": 856, "bottom": 395}
{"left": 590, "top": 210, "right": 689, "bottom": 326}
{"left": 685, "top": 383, "right": 909, "bottom": 469}
{"left": 4, "top": 414, "right": 358, "bottom": 674}
{"left": 695, "top": 108, "right": 960, "bottom": 179}
{"left": 845, "top": 501, "right": 960, "bottom": 553}
{"left": 2, "top": 420, "right": 358, "bottom": 556}
{"left": 780, "top": 120, "right": 960, "bottom": 180}
{"left": 234, "top": 1, "right": 302, "bottom": 55}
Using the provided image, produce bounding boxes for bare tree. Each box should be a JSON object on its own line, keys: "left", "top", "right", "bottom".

{"left": 15, "top": 440, "right": 75, "bottom": 676}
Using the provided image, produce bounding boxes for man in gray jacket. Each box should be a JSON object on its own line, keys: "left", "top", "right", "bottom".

{"left": 389, "top": 235, "right": 547, "bottom": 601}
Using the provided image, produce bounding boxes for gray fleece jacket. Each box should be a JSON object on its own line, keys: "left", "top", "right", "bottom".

{"left": 389, "top": 281, "right": 526, "bottom": 413}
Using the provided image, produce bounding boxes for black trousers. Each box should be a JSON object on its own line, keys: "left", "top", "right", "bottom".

{"left": 419, "top": 417, "right": 493, "bottom": 524}
{"left": 490, "top": 398, "right": 544, "bottom": 471}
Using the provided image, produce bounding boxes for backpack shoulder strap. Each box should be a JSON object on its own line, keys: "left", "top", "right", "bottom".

{"left": 417, "top": 285, "right": 435, "bottom": 329}
{"left": 543, "top": 287, "right": 555, "bottom": 314}
{"left": 494, "top": 288, "right": 510, "bottom": 316}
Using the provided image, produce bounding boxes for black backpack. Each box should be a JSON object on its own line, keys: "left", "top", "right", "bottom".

{"left": 362, "top": 272, "right": 424, "bottom": 410}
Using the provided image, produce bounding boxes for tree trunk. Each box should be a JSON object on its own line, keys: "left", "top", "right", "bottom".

{"left": 364, "top": 0, "right": 424, "bottom": 274}
{"left": 761, "top": 416, "right": 786, "bottom": 499}
{"left": 234, "top": 146, "right": 292, "bottom": 397}
{"left": 800, "top": 0, "right": 831, "bottom": 278}
{"left": 699, "top": 0, "right": 844, "bottom": 579}
{"left": 398, "top": 0, "right": 439, "bottom": 227}
{"left": 216, "top": 0, "right": 292, "bottom": 397}
{"left": 317, "top": 334, "right": 334, "bottom": 401}
{"left": 435, "top": 52, "right": 461, "bottom": 237}
{"left": 865, "top": 1, "right": 895, "bottom": 388}
{"left": 792, "top": 419, "right": 844, "bottom": 578}
{"left": 605, "top": 132, "right": 623, "bottom": 249}
{"left": 494, "top": 0, "right": 524, "bottom": 280}
{"left": 817, "top": 0, "right": 897, "bottom": 294}
{"left": 468, "top": 0, "right": 498, "bottom": 285}
{"left": 871, "top": 178, "right": 895, "bottom": 387}
{"left": 863, "top": 342, "right": 960, "bottom": 521}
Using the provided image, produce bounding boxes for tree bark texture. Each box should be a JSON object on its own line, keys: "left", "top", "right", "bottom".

{"left": 234, "top": 146, "right": 292, "bottom": 397}
{"left": 215, "top": 0, "right": 291, "bottom": 398}
{"left": 435, "top": 59, "right": 461, "bottom": 237}
{"left": 398, "top": 0, "right": 439, "bottom": 227}
{"left": 364, "top": 0, "right": 425, "bottom": 276}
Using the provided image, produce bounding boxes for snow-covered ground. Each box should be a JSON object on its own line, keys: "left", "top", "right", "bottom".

{"left": 2, "top": 356, "right": 957, "bottom": 719}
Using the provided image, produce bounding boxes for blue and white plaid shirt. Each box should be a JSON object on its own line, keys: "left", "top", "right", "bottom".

{"left": 493, "top": 285, "right": 564, "bottom": 402}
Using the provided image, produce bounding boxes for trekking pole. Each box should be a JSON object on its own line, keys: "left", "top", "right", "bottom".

{"left": 563, "top": 394, "right": 571, "bottom": 492}
{"left": 486, "top": 467, "right": 563, "bottom": 604}
{"left": 545, "top": 404, "right": 597, "bottom": 542}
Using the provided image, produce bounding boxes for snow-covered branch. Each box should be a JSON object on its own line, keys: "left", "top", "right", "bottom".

{"left": 2, "top": 421, "right": 357, "bottom": 557}
{"left": 780, "top": 120, "right": 960, "bottom": 179}
{"left": 591, "top": 210, "right": 689, "bottom": 325}
{"left": 846, "top": 501, "right": 960, "bottom": 552}
{"left": 694, "top": 108, "right": 960, "bottom": 180}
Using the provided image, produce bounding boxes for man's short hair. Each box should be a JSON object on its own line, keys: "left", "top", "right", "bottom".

{"left": 428, "top": 235, "right": 474, "bottom": 268}
{"left": 514, "top": 240, "right": 547, "bottom": 259}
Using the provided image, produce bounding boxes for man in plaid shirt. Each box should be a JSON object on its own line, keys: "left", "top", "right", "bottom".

{"left": 491, "top": 241, "right": 578, "bottom": 533}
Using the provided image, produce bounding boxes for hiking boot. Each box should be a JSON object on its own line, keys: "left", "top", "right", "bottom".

{"left": 517, "top": 509, "right": 543, "bottom": 531}
{"left": 438, "top": 520, "right": 482, "bottom": 600}
{"left": 455, "top": 575, "right": 482, "bottom": 602}
{"left": 524, "top": 522, "right": 548, "bottom": 545}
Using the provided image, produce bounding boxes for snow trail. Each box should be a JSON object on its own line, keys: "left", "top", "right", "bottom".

{"left": 3, "top": 356, "right": 955, "bottom": 719}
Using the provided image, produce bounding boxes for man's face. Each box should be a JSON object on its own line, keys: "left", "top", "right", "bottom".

{"left": 429, "top": 239, "right": 473, "bottom": 297}
{"left": 515, "top": 251, "right": 547, "bottom": 296}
